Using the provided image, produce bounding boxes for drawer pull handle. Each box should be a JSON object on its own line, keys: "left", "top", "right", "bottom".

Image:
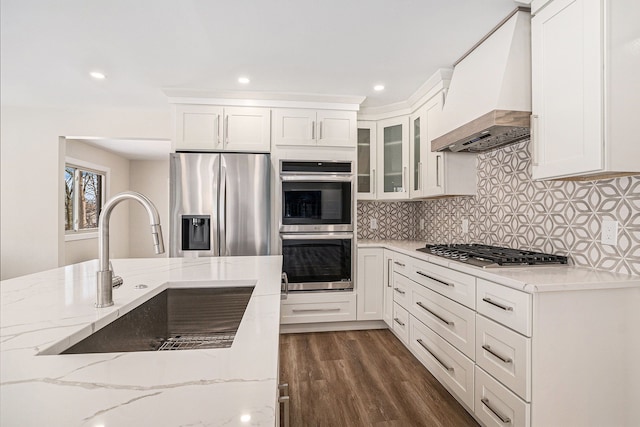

{"left": 482, "top": 344, "right": 513, "bottom": 364}
{"left": 416, "top": 271, "right": 454, "bottom": 287}
{"left": 393, "top": 317, "right": 405, "bottom": 327}
{"left": 416, "top": 339, "right": 454, "bottom": 373}
{"left": 394, "top": 261, "right": 406, "bottom": 267}
{"left": 482, "top": 297, "right": 514, "bottom": 311}
{"left": 481, "top": 397, "right": 511, "bottom": 424}
{"left": 416, "top": 301, "right": 454, "bottom": 326}
{"left": 292, "top": 308, "right": 341, "bottom": 313}
{"left": 394, "top": 287, "right": 406, "bottom": 295}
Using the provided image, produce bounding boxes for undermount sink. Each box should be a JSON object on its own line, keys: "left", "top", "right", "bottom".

{"left": 61, "top": 286, "right": 254, "bottom": 354}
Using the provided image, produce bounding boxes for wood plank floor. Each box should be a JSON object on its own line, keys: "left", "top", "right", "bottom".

{"left": 279, "top": 329, "right": 479, "bottom": 427}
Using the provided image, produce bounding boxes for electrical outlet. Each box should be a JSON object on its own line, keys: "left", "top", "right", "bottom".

{"left": 420, "top": 218, "right": 425, "bottom": 230}
{"left": 462, "top": 218, "right": 469, "bottom": 234}
{"left": 601, "top": 220, "right": 618, "bottom": 245}
{"left": 370, "top": 218, "right": 378, "bottom": 230}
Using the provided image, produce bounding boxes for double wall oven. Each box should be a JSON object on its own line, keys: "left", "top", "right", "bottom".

{"left": 280, "top": 161, "right": 354, "bottom": 292}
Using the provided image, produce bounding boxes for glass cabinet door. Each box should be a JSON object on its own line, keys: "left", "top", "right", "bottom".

{"left": 356, "top": 122, "right": 376, "bottom": 200}
{"left": 413, "top": 116, "right": 421, "bottom": 192}
{"left": 377, "top": 117, "right": 409, "bottom": 199}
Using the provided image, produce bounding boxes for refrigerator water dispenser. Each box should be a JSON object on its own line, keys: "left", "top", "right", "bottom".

{"left": 181, "top": 215, "right": 210, "bottom": 250}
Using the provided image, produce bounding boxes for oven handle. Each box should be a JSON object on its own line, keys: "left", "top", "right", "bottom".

{"left": 280, "top": 232, "right": 354, "bottom": 240}
{"left": 280, "top": 174, "right": 353, "bottom": 182}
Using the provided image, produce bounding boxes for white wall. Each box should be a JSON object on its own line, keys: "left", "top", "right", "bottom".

{"left": 129, "top": 159, "right": 170, "bottom": 258}
{"left": 64, "top": 139, "right": 131, "bottom": 265}
{"left": 0, "top": 105, "right": 170, "bottom": 280}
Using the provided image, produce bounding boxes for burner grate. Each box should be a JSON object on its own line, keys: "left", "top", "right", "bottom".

{"left": 420, "top": 244, "right": 568, "bottom": 267}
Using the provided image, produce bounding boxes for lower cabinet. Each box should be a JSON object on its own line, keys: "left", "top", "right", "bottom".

{"left": 409, "top": 314, "right": 475, "bottom": 410}
{"left": 365, "top": 246, "right": 640, "bottom": 427}
{"left": 356, "top": 248, "right": 384, "bottom": 320}
{"left": 280, "top": 292, "right": 356, "bottom": 324}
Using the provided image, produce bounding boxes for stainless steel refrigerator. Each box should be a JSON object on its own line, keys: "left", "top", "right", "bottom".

{"left": 169, "top": 153, "right": 270, "bottom": 257}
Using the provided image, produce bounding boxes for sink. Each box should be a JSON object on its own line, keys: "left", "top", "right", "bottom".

{"left": 61, "top": 287, "right": 254, "bottom": 354}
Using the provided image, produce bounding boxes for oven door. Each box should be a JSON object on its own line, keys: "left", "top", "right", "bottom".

{"left": 280, "top": 175, "right": 353, "bottom": 232}
{"left": 280, "top": 233, "right": 353, "bottom": 291}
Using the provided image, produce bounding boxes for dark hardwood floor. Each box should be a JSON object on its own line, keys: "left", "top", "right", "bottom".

{"left": 279, "top": 329, "right": 479, "bottom": 427}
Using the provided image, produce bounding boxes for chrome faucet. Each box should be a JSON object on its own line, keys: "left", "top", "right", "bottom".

{"left": 96, "top": 191, "right": 165, "bottom": 308}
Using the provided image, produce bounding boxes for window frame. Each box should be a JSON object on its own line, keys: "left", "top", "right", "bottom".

{"left": 64, "top": 157, "right": 110, "bottom": 241}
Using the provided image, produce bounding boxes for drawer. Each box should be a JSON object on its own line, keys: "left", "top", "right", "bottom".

{"left": 280, "top": 292, "right": 356, "bottom": 324}
{"left": 392, "top": 303, "right": 409, "bottom": 344}
{"left": 409, "top": 283, "right": 476, "bottom": 360}
{"left": 409, "top": 317, "right": 474, "bottom": 410}
{"left": 408, "top": 258, "right": 476, "bottom": 309}
{"left": 475, "top": 366, "right": 531, "bottom": 427}
{"left": 392, "top": 273, "right": 411, "bottom": 309}
{"left": 392, "top": 252, "right": 412, "bottom": 277}
{"left": 476, "top": 315, "right": 531, "bottom": 401}
{"left": 477, "top": 279, "right": 532, "bottom": 336}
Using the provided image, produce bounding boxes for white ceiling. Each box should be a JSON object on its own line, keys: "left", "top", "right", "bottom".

{"left": 1, "top": 0, "right": 520, "bottom": 111}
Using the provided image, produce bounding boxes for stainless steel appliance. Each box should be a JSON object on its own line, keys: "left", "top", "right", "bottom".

{"left": 280, "top": 160, "right": 353, "bottom": 232}
{"left": 417, "top": 244, "right": 568, "bottom": 268}
{"left": 170, "top": 153, "right": 270, "bottom": 257}
{"left": 280, "top": 233, "right": 354, "bottom": 291}
{"left": 279, "top": 160, "right": 355, "bottom": 292}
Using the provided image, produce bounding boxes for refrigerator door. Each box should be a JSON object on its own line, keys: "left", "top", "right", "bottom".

{"left": 169, "top": 153, "right": 221, "bottom": 257}
{"left": 220, "top": 153, "right": 270, "bottom": 256}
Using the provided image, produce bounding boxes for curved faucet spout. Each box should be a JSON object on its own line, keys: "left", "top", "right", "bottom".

{"left": 96, "top": 191, "right": 165, "bottom": 308}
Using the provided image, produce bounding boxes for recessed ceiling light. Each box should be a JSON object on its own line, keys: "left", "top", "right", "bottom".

{"left": 240, "top": 414, "right": 251, "bottom": 423}
{"left": 374, "top": 84, "right": 385, "bottom": 91}
{"left": 238, "top": 77, "right": 250, "bottom": 84}
{"left": 90, "top": 71, "right": 106, "bottom": 80}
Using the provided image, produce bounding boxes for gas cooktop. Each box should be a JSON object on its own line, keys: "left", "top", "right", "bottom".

{"left": 416, "top": 244, "right": 569, "bottom": 268}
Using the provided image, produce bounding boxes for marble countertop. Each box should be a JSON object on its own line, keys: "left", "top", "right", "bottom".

{"left": 358, "top": 240, "right": 640, "bottom": 293}
{"left": 1, "top": 256, "right": 283, "bottom": 427}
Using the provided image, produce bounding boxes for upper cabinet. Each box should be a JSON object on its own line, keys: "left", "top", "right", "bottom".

{"left": 358, "top": 83, "right": 475, "bottom": 201}
{"left": 357, "top": 122, "right": 377, "bottom": 199}
{"left": 377, "top": 116, "right": 410, "bottom": 200}
{"left": 173, "top": 105, "right": 271, "bottom": 152}
{"left": 272, "top": 109, "right": 357, "bottom": 148}
{"left": 531, "top": 0, "right": 640, "bottom": 180}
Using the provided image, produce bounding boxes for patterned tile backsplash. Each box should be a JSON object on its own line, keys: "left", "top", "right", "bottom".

{"left": 357, "top": 139, "right": 640, "bottom": 276}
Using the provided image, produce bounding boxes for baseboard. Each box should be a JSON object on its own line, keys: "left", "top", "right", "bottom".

{"left": 280, "top": 320, "right": 388, "bottom": 334}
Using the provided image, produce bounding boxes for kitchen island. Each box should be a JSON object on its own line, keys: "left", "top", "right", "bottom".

{"left": 0, "top": 256, "right": 283, "bottom": 426}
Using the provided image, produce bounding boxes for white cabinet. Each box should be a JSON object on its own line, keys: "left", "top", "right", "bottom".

{"left": 531, "top": 0, "right": 640, "bottom": 179}
{"left": 173, "top": 105, "right": 270, "bottom": 152}
{"left": 382, "top": 249, "right": 394, "bottom": 328}
{"left": 272, "top": 109, "right": 356, "bottom": 147}
{"left": 376, "top": 116, "right": 410, "bottom": 200}
{"left": 356, "top": 121, "right": 377, "bottom": 199}
{"left": 280, "top": 292, "right": 356, "bottom": 324}
{"left": 356, "top": 248, "right": 384, "bottom": 321}
{"left": 411, "top": 94, "right": 476, "bottom": 198}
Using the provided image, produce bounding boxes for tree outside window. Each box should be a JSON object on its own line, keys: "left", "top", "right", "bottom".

{"left": 65, "top": 165, "right": 105, "bottom": 232}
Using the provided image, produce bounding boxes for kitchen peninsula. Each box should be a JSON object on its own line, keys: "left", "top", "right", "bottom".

{"left": 0, "top": 256, "right": 283, "bottom": 426}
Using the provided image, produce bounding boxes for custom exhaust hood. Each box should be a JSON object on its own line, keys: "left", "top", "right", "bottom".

{"left": 432, "top": 8, "right": 532, "bottom": 153}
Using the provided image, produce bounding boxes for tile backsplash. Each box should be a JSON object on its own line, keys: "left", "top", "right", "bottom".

{"left": 357, "top": 139, "right": 640, "bottom": 276}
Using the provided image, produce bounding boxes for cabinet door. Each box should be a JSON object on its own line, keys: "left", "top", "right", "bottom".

{"left": 531, "top": 0, "right": 603, "bottom": 179}
{"left": 382, "top": 250, "right": 394, "bottom": 328}
{"left": 224, "top": 107, "right": 271, "bottom": 152}
{"left": 174, "top": 105, "right": 223, "bottom": 151}
{"left": 356, "top": 248, "right": 384, "bottom": 321}
{"left": 357, "top": 122, "right": 377, "bottom": 200}
{"left": 317, "top": 110, "right": 356, "bottom": 147}
{"left": 377, "top": 117, "right": 409, "bottom": 200}
{"left": 409, "top": 110, "right": 425, "bottom": 199}
{"left": 272, "top": 109, "right": 316, "bottom": 146}
{"left": 423, "top": 96, "right": 446, "bottom": 196}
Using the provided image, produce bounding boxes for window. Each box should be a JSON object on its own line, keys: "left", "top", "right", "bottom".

{"left": 65, "top": 164, "right": 105, "bottom": 232}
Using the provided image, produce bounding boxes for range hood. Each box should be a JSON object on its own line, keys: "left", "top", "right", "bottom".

{"left": 432, "top": 8, "right": 531, "bottom": 153}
